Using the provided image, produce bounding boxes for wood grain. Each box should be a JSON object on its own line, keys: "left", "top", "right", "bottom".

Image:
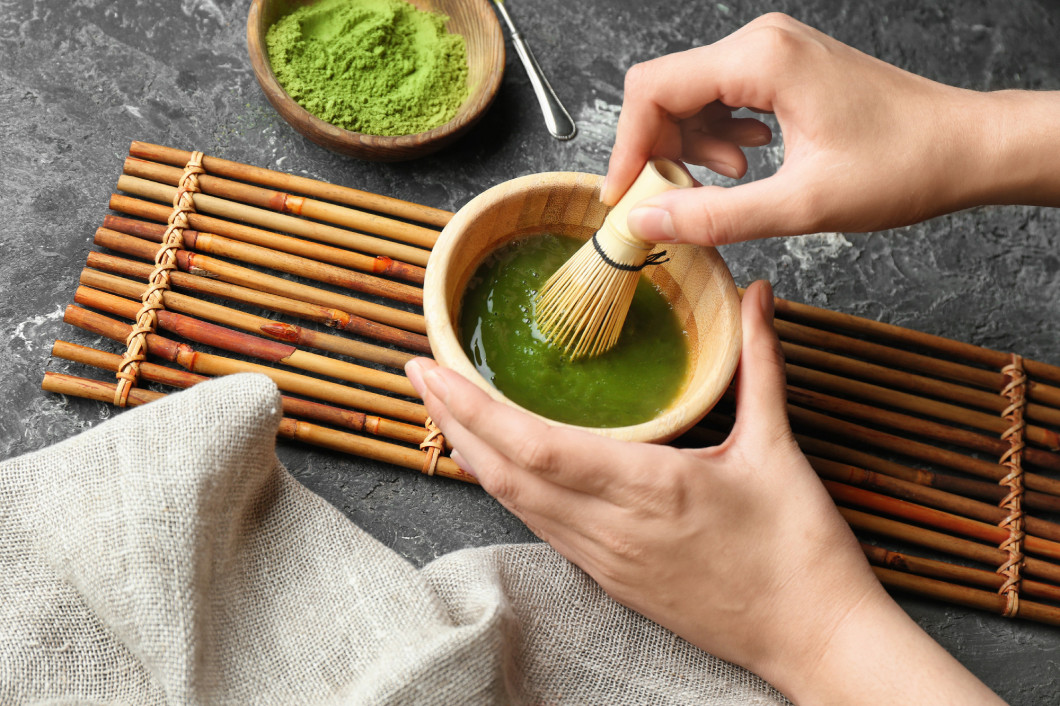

{"left": 424, "top": 171, "right": 743, "bottom": 444}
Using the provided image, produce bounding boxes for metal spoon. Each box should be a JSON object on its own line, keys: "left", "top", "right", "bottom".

{"left": 491, "top": 0, "right": 577, "bottom": 141}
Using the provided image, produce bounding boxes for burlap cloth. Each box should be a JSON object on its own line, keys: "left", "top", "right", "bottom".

{"left": 0, "top": 373, "right": 788, "bottom": 704}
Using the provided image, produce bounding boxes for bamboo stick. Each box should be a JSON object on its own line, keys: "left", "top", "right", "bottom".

{"left": 688, "top": 422, "right": 1060, "bottom": 620}
{"left": 781, "top": 340, "right": 1060, "bottom": 427}
{"left": 826, "top": 480, "right": 1060, "bottom": 561}
{"left": 79, "top": 268, "right": 419, "bottom": 372}
{"left": 42, "top": 371, "right": 471, "bottom": 482}
{"left": 785, "top": 382, "right": 1060, "bottom": 468}
{"left": 691, "top": 415, "right": 1060, "bottom": 515}
{"left": 799, "top": 428, "right": 1060, "bottom": 512}
{"left": 786, "top": 366, "right": 1060, "bottom": 451}
{"left": 54, "top": 339, "right": 213, "bottom": 391}
{"left": 85, "top": 252, "right": 430, "bottom": 358}
{"left": 45, "top": 371, "right": 167, "bottom": 406}
{"left": 862, "top": 544, "right": 1060, "bottom": 605}
{"left": 102, "top": 215, "right": 424, "bottom": 307}
{"left": 872, "top": 566, "right": 1060, "bottom": 628}
{"left": 276, "top": 416, "right": 473, "bottom": 482}
{"left": 123, "top": 157, "right": 441, "bottom": 251}
{"left": 839, "top": 507, "right": 1060, "bottom": 584}
{"left": 767, "top": 292, "right": 1060, "bottom": 387}
{"left": 786, "top": 403, "right": 1060, "bottom": 497}
{"left": 74, "top": 285, "right": 417, "bottom": 397}
{"left": 92, "top": 227, "right": 427, "bottom": 334}
{"left": 103, "top": 208, "right": 424, "bottom": 285}
{"left": 811, "top": 456, "right": 1060, "bottom": 543}
{"left": 129, "top": 141, "right": 453, "bottom": 229}
{"left": 51, "top": 340, "right": 429, "bottom": 446}
{"left": 49, "top": 352, "right": 1060, "bottom": 621}
{"left": 792, "top": 430, "right": 1022, "bottom": 507}
{"left": 63, "top": 305, "right": 427, "bottom": 425}
{"left": 773, "top": 318, "right": 1060, "bottom": 409}
{"left": 116, "top": 175, "right": 432, "bottom": 267}
{"left": 690, "top": 421, "right": 1060, "bottom": 547}
{"left": 703, "top": 400, "right": 1060, "bottom": 510}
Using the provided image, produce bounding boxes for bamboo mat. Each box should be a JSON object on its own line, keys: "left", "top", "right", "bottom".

{"left": 43, "top": 141, "right": 1060, "bottom": 628}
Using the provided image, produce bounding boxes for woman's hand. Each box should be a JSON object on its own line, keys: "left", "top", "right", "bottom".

{"left": 407, "top": 281, "right": 1002, "bottom": 702}
{"left": 604, "top": 13, "right": 1060, "bottom": 247}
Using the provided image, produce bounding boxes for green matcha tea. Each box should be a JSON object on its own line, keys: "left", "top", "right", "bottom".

{"left": 266, "top": 0, "right": 469, "bottom": 136}
{"left": 459, "top": 233, "right": 689, "bottom": 427}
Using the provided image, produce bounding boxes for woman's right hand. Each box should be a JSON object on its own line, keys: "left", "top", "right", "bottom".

{"left": 604, "top": 13, "right": 1060, "bottom": 247}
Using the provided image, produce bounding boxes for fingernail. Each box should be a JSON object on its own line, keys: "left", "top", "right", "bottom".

{"left": 451, "top": 449, "right": 476, "bottom": 478}
{"left": 758, "top": 280, "right": 775, "bottom": 318}
{"left": 705, "top": 160, "right": 739, "bottom": 179}
{"left": 748, "top": 131, "right": 771, "bottom": 147}
{"left": 627, "top": 206, "right": 677, "bottom": 243}
{"left": 423, "top": 368, "right": 451, "bottom": 404}
{"left": 599, "top": 176, "right": 611, "bottom": 204}
{"left": 404, "top": 359, "right": 425, "bottom": 395}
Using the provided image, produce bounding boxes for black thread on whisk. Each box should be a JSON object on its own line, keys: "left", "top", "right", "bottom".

{"left": 591, "top": 233, "right": 670, "bottom": 271}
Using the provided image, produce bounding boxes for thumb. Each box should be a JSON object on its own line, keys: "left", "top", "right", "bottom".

{"left": 626, "top": 174, "right": 809, "bottom": 247}
{"left": 731, "top": 280, "right": 792, "bottom": 437}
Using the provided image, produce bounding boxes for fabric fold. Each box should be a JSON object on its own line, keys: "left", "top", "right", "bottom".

{"left": 0, "top": 373, "right": 784, "bottom": 705}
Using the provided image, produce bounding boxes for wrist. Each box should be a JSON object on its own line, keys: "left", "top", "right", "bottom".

{"left": 771, "top": 585, "right": 1002, "bottom": 705}
{"left": 962, "top": 88, "right": 1060, "bottom": 209}
{"left": 751, "top": 575, "right": 888, "bottom": 703}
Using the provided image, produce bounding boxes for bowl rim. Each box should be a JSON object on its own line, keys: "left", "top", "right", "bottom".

{"left": 246, "top": 0, "right": 505, "bottom": 151}
{"left": 424, "top": 170, "right": 743, "bottom": 444}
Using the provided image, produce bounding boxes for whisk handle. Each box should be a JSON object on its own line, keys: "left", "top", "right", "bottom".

{"left": 604, "top": 158, "right": 694, "bottom": 248}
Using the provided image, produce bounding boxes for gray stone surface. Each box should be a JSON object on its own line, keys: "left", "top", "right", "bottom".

{"left": 1, "top": 0, "right": 1058, "bottom": 701}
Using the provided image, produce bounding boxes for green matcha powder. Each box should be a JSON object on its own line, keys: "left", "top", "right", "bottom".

{"left": 266, "top": 0, "right": 470, "bottom": 136}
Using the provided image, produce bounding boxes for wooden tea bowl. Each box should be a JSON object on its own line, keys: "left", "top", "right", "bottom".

{"left": 247, "top": 0, "right": 504, "bottom": 161}
{"left": 424, "top": 171, "right": 743, "bottom": 444}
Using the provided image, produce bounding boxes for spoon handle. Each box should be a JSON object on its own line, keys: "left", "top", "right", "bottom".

{"left": 492, "top": 1, "right": 577, "bottom": 141}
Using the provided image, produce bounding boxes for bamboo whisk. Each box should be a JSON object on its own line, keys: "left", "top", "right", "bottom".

{"left": 534, "top": 158, "right": 694, "bottom": 358}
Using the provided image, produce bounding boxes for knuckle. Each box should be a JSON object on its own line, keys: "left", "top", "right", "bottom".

{"left": 752, "top": 11, "right": 799, "bottom": 30}
{"left": 482, "top": 469, "right": 518, "bottom": 506}
{"left": 623, "top": 61, "right": 650, "bottom": 92}
{"left": 678, "top": 192, "right": 733, "bottom": 246}
{"left": 622, "top": 469, "right": 689, "bottom": 517}
{"left": 598, "top": 529, "right": 647, "bottom": 567}
{"left": 623, "top": 59, "right": 663, "bottom": 97}
{"left": 745, "top": 22, "right": 804, "bottom": 73}
{"left": 511, "top": 431, "right": 558, "bottom": 475}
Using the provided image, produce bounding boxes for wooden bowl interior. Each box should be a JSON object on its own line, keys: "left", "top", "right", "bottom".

{"left": 247, "top": 0, "right": 504, "bottom": 160}
{"left": 425, "top": 172, "right": 742, "bottom": 443}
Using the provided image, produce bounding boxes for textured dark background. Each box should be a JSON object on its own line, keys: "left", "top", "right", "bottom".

{"left": 2, "top": 0, "right": 1059, "bottom": 701}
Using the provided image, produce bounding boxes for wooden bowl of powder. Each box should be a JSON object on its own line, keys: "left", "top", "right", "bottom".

{"left": 248, "top": 0, "right": 505, "bottom": 161}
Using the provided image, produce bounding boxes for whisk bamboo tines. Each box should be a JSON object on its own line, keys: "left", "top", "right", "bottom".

{"left": 534, "top": 158, "right": 694, "bottom": 359}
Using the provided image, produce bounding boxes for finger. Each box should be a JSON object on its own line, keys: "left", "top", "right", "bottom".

{"left": 676, "top": 113, "right": 772, "bottom": 178}
{"left": 707, "top": 116, "right": 773, "bottom": 147}
{"left": 605, "top": 40, "right": 784, "bottom": 204}
{"left": 407, "top": 358, "right": 517, "bottom": 485}
{"left": 601, "top": 113, "right": 680, "bottom": 206}
{"left": 433, "top": 399, "right": 616, "bottom": 557}
{"left": 625, "top": 171, "right": 811, "bottom": 246}
{"left": 407, "top": 359, "right": 643, "bottom": 500}
{"left": 730, "top": 280, "right": 793, "bottom": 439}
{"left": 406, "top": 363, "right": 623, "bottom": 556}
{"left": 677, "top": 132, "right": 748, "bottom": 179}
{"left": 678, "top": 103, "right": 770, "bottom": 146}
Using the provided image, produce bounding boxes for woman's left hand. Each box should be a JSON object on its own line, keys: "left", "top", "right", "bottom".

{"left": 405, "top": 281, "right": 885, "bottom": 692}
